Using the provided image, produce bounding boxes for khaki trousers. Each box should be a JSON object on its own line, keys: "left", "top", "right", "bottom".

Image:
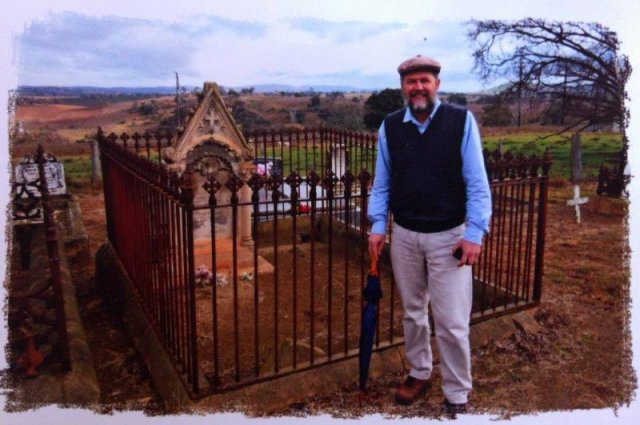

{"left": 390, "top": 222, "right": 473, "bottom": 404}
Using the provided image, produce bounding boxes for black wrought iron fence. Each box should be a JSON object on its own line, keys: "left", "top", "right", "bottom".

{"left": 97, "top": 126, "right": 550, "bottom": 397}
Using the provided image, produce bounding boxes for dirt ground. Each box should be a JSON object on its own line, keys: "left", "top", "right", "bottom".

{"left": 59, "top": 178, "right": 635, "bottom": 417}
{"left": 194, "top": 240, "right": 403, "bottom": 387}
{"left": 60, "top": 185, "right": 165, "bottom": 414}
{"left": 0, "top": 177, "right": 619, "bottom": 415}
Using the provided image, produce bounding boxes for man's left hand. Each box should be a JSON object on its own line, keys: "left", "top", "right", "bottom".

{"left": 452, "top": 239, "right": 482, "bottom": 267}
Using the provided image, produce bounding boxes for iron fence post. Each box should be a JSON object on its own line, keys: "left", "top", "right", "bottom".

{"left": 533, "top": 149, "right": 552, "bottom": 302}
{"left": 179, "top": 166, "right": 199, "bottom": 394}
{"left": 35, "top": 145, "right": 71, "bottom": 371}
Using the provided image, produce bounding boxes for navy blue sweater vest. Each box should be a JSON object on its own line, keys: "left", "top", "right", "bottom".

{"left": 385, "top": 104, "right": 468, "bottom": 233}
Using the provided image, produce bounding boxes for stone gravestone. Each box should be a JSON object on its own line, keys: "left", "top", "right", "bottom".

{"left": 163, "top": 82, "right": 273, "bottom": 280}
{"left": 13, "top": 153, "right": 67, "bottom": 270}
{"left": 15, "top": 154, "right": 67, "bottom": 197}
{"left": 330, "top": 143, "right": 347, "bottom": 195}
{"left": 566, "top": 133, "right": 588, "bottom": 223}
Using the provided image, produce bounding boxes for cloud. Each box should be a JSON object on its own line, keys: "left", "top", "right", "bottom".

{"left": 262, "top": 68, "right": 396, "bottom": 89}
{"left": 167, "top": 15, "right": 268, "bottom": 38}
{"left": 16, "top": 12, "right": 484, "bottom": 91}
{"left": 17, "top": 12, "right": 268, "bottom": 86}
{"left": 284, "top": 17, "right": 406, "bottom": 43}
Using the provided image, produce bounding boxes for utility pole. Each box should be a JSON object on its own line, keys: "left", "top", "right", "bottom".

{"left": 175, "top": 71, "right": 181, "bottom": 128}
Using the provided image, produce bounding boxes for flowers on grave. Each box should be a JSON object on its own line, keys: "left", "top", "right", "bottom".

{"left": 195, "top": 265, "right": 229, "bottom": 287}
{"left": 298, "top": 203, "right": 311, "bottom": 214}
{"left": 195, "top": 264, "right": 212, "bottom": 287}
{"left": 256, "top": 161, "right": 274, "bottom": 177}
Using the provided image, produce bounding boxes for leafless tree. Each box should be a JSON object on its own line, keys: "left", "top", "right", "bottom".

{"left": 467, "top": 18, "right": 632, "bottom": 196}
{"left": 467, "top": 18, "right": 631, "bottom": 134}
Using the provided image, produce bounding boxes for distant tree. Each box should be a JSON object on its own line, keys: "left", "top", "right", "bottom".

{"left": 227, "top": 89, "right": 240, "bottom": 97}
{"left": 308, "top": 95, "right": 321, "bottom": 108}
{"left": 240, "top": 87, "right": 255, "bottom": 95}
{"left": 481, "top": 97, "right": 513, "bottom": 126}
{"left": 317, "top": 104, "right": 365, "bottom": 131}
{"left": 363, "top": 88, "right": 403, "bottom": 130}
{"left": 448, "top": 93, "right": 468, "bottom": 106}
{"left": 232, "top": 101, "right": 271, "bottom": 132}
{"left": 138, "top": 101, "right": 157, "bottom": 116}
{"left": 475, "top": 94, "right": 499, "bottom": 104}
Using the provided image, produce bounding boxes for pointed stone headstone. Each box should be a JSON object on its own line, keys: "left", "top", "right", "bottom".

{"left": 163, "top": 81, "right": 254, "bottom": 175}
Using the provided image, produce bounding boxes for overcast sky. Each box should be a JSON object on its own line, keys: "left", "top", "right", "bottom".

{"left": 2, "top": 1, "right": 640, "bottom": 424}
{"left": 14, "top": 12, "right": 485, "bottom": 91}
{"left": 6, "top": 2, "right": 639, "bottom": 93}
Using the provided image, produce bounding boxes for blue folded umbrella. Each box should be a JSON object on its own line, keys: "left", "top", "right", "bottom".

{"left": 359, "top": 263, "right": 383, "bottom": 392}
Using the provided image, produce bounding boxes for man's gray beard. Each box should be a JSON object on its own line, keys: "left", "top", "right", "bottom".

{"left": 404, "top": 96, "right": 435, "bottom": 114}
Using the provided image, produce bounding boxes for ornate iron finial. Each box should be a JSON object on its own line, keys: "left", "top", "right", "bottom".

{"left": 515, "top": 153, "right": 528, "bottom": 178}
{"left": 341, "top": 169, "right": 356, "bottom": 196}
{"left": 285, "top": 171, "right": 302, "bottom": 190}
{"left": 247, "top": 172, "right": 265, "bottom": 203}
{"left": 226, "top": 173, "right": 245, "bottom": 193}
{"left": 307, "top": 169, "right": 321, "bottom": 188}
{"left": 203, "top": 175, "right": 222, "bottom": 206}
{"left": 268, "top": 173, "right": 283, "bottom": 203}
{"left": 132, "top": 132, "right": 141, "bottom": 145}
{"left": 247, "top": 172, "right": 265, "bottom": 191}
{"left": 529, "top": 153, "right": 541, "bottom": 176}
{"left": 322, "top": 170, "right": 339, "bottom": 192}
{"left": 357, "top": 169, "right": 372, "bottom": 186}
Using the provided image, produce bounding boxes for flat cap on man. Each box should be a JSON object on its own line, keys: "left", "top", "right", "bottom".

{"left": 397, "top": 55, "right": 441, "bottom": 76}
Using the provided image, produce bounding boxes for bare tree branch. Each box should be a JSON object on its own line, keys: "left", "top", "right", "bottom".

{"left": 467, "top": 18, "right": 631, "bottom": 134}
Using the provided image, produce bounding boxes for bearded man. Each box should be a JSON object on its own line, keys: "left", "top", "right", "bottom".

{"left": 367, "top": 55, "right": 492, "bottom": 413}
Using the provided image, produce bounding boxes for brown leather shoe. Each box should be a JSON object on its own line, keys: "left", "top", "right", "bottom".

{"left": 395, "top": 376, "right": 431, "bottom": 405}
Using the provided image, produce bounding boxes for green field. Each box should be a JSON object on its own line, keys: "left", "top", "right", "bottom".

{"left": 60, "top": 155, "right": 93, "bottom": 189}
{"left": 55, "top": 131, "right": 623, "bottom": 191}
{"left": 482, "top": 132, "right": 623, "bottom": 180}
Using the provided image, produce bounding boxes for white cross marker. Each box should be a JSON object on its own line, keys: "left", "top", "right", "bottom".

{"left": 566, "top": 184, "right": 589, "bottom": 223}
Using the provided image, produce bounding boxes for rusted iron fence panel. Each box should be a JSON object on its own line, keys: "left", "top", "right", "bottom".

{"left": 99, "top": 128, "right": 201, "bottom": 394}
{"left": 471, "top": 149, "right": 552, "bottom": 322}
{"left": 98, "top": 126, "right": 550, "bottom": 397}
{"left": 9, "top": 146, "right": 71, "bottom": 376}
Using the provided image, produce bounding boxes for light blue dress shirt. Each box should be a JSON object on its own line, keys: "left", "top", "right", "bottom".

{"left": 367, "top": 99, "right": 492, "bottom": 245}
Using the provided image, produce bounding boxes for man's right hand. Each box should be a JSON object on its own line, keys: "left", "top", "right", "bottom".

{"left": 368, "top": 233, "right": 386, "bottom": 264}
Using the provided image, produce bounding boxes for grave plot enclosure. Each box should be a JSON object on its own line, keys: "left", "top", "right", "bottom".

{"left": 97, "top": 83, "right": 551, "bottom": 397}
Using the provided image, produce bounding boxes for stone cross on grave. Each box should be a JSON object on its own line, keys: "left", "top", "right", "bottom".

{"left": 566, "top": 133, "right": 589, "bottom": 223}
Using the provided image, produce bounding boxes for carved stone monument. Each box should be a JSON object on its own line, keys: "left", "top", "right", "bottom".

{"left": 163, "top": 82, "right": 271, "bottom": 277}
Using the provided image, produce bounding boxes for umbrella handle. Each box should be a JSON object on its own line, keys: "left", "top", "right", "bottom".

{"left": 370, "top": 253, "right": 379, "bottom": 277}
